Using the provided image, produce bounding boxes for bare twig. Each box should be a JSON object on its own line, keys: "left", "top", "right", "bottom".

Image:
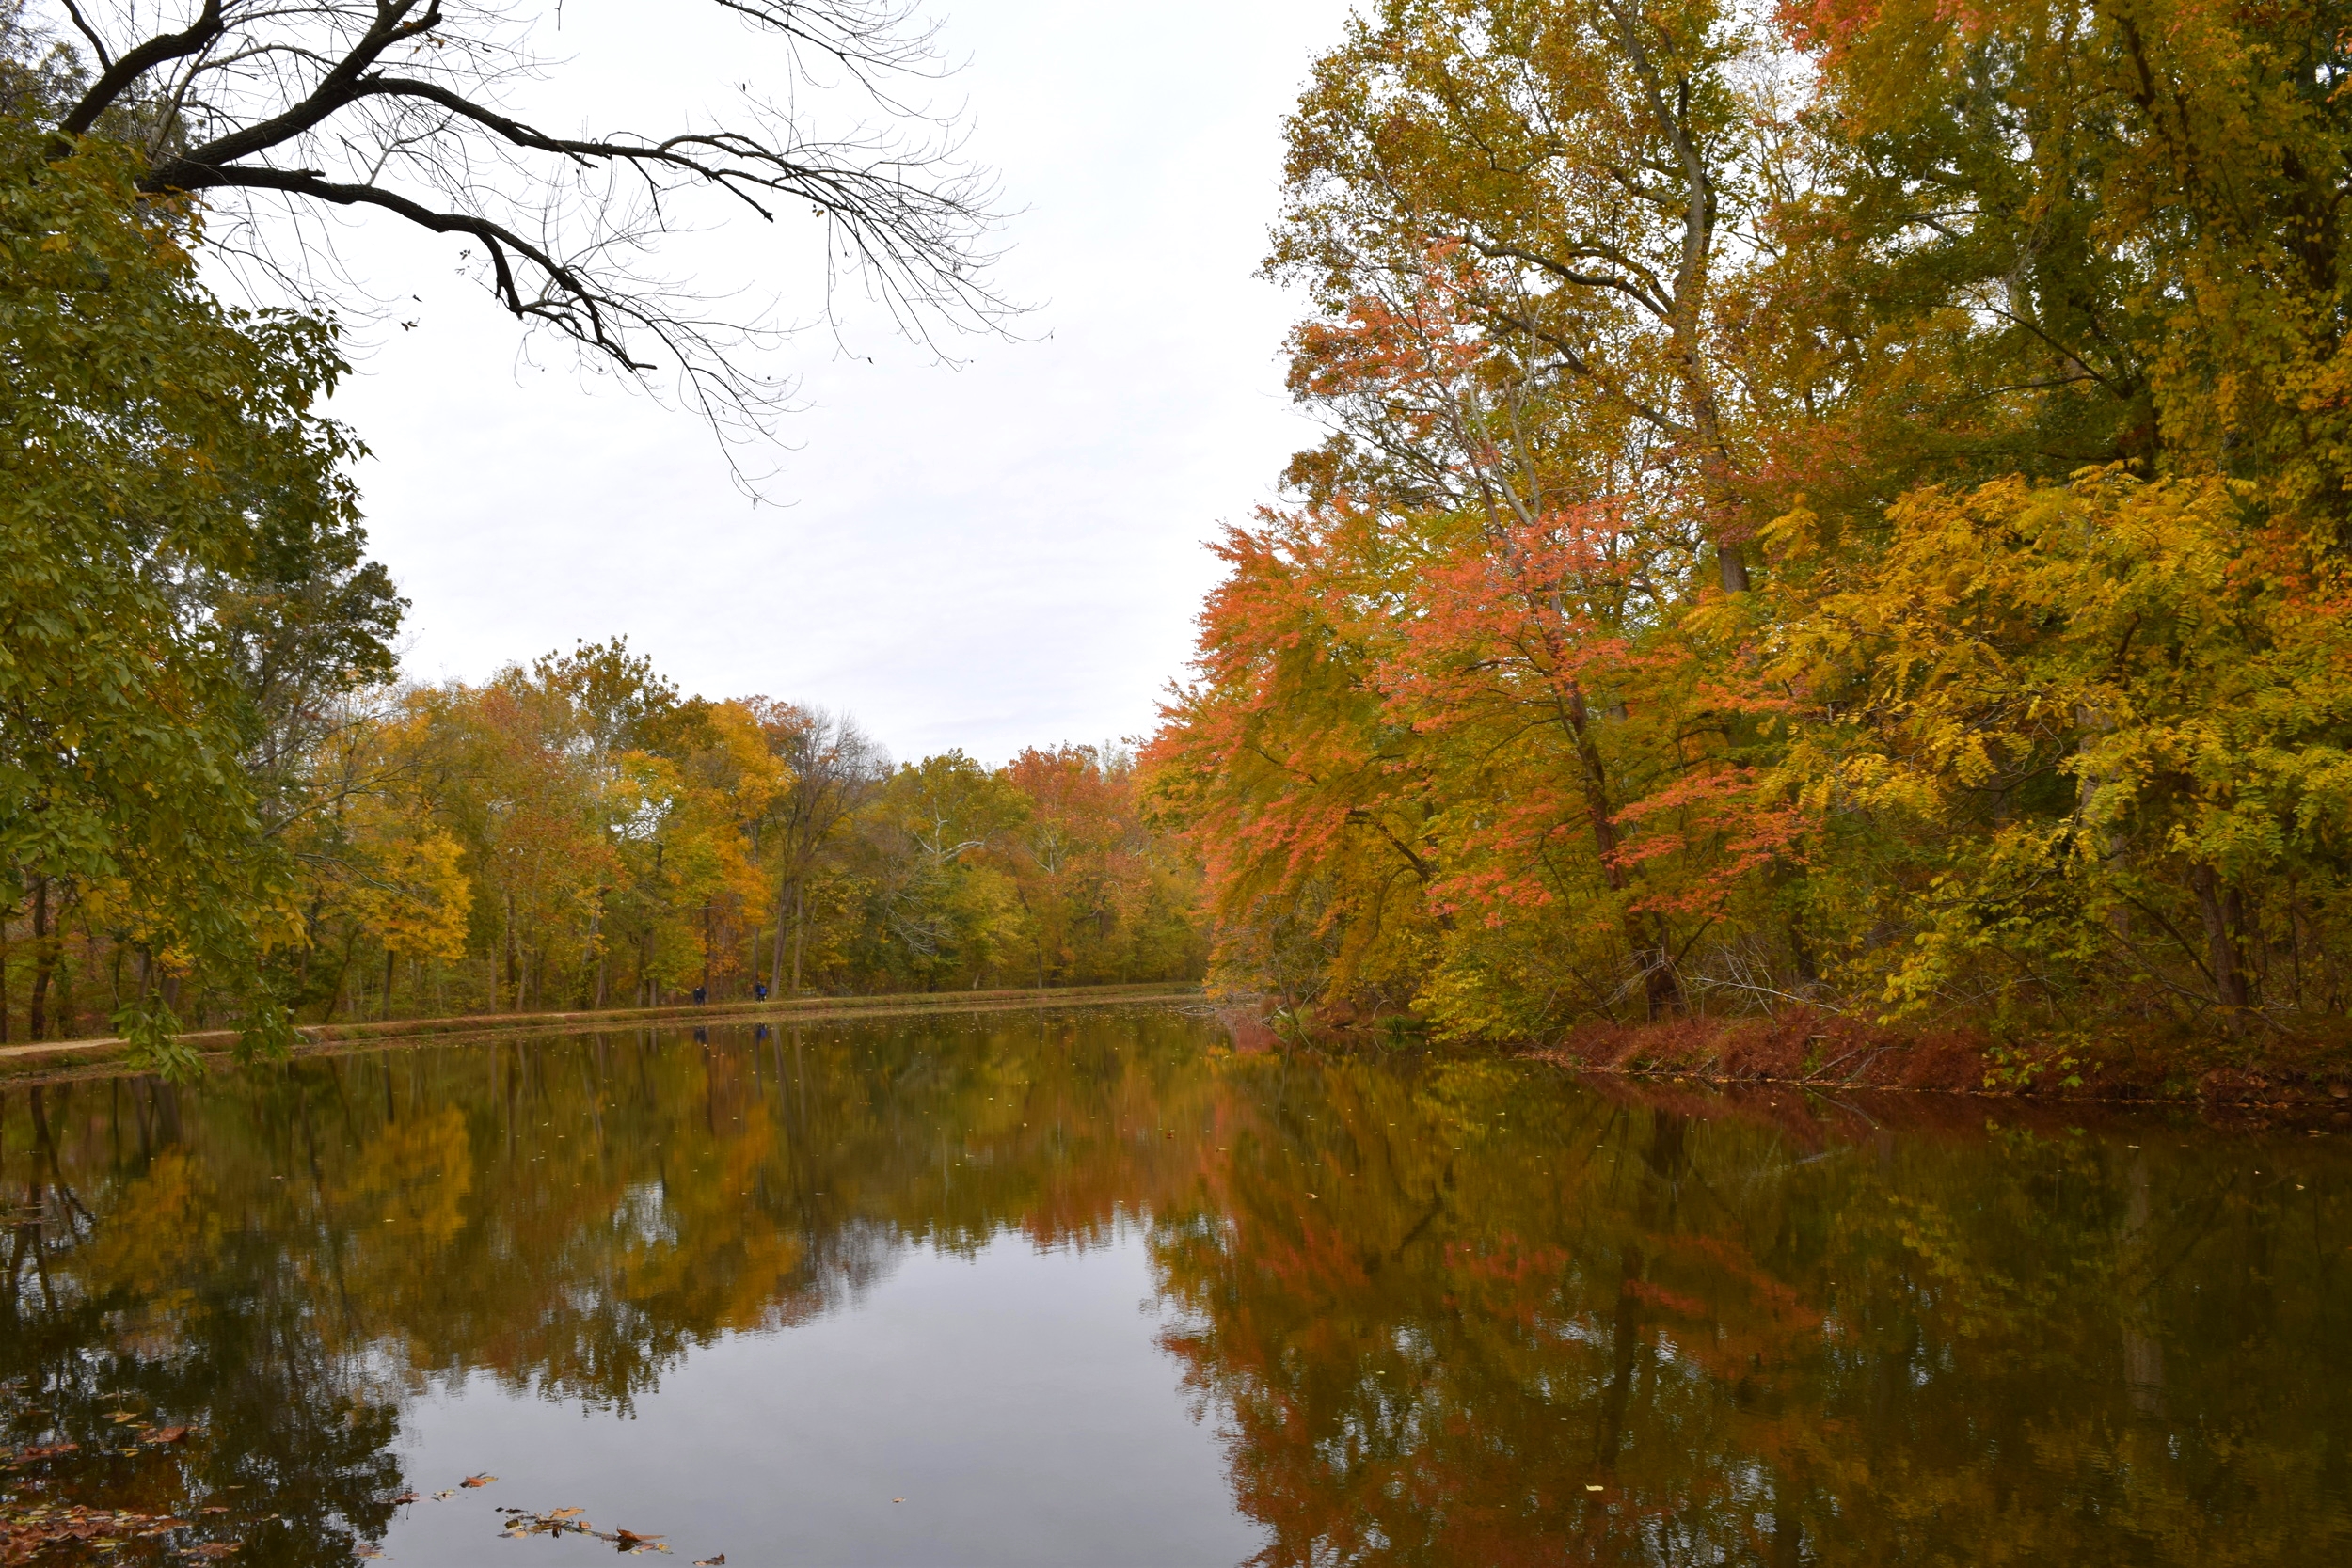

{"left": 34, "top": 1, "right": 1016, "bottom": 486}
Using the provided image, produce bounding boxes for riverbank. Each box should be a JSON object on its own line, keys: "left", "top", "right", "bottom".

{"left": 0, "top": 981, "right": 1202, "bottom": 1082}
{"left": 1515, "top": 1008, "right": 2352, "bottom": 1111}
{"left": 1216, "top": 1001, "right": 2352, "bottom": 1110}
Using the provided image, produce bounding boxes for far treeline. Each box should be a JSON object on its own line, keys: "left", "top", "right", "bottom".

{"left": 1, "top": 630, "right": 1204, "bottom": 1051}
{"left": 1145, "top": 0, "right": 2352, "bottom": 1068}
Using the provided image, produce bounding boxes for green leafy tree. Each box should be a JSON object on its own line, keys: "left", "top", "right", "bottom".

{"left": 0, "top": 103, "right": 394, "bottom": 1067}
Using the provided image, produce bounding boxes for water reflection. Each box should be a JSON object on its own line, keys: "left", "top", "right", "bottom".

{"left": 4, "top": 1015, "right": 2348, "bottom": 1565}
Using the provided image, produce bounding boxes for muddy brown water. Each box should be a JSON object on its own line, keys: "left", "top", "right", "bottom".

{"left": 3, "top": 1007, "right": 2346, "bottom": 1565}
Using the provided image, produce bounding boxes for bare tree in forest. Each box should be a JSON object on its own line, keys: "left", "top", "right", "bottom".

{"left": 24, "top": 0, "right": 1011, "bottom": 459}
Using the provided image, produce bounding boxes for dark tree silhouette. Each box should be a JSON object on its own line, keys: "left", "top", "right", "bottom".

{"left": 28, "top": 0, "right": 1010, "bottom": 453}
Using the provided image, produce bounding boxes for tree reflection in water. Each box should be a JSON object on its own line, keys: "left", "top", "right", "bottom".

{"left": 4, "top": 1015, "right": 2346, "bottom": 1566}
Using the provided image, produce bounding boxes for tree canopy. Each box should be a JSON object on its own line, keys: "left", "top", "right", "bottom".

{"left": 1147, "top": 0, "right": 2352, "bottom": 1059}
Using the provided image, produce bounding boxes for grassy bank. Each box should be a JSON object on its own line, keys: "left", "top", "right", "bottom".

{"left": 0, "top": 982, "right": 1202, "bottom": 1082}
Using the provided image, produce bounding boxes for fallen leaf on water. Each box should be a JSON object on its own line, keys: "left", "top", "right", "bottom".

{"left": 183, "top": 1544, "right": 241, "bottom": 1559}
{"left": 459, "top": 1474, "right": 497, "bottom": 1489}
{"left": 355, "top": 1548, "right": 386, "bottom": 1560}
{"left": 1585, "top": 1484, "right": 1604, "bottom": 1492}
{"left": 144, "top": 1426, "right": 191, "bottom": 1444}
{"left": 431, "top": 1490, "right": 455, "bottom": 1501}
{"left": 496, "top": 1509, "right": 687, "bottom": 1552}
{"left": 389, "top": 1492, "right": 420, "bottom": 1505}
{"left": 692, "top": 1558, "right": 727, "bottom": 1566}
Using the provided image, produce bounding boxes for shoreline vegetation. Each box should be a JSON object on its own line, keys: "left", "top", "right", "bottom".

{"left": 1220, "top": 1003, "right": 2352, "bottom": 1113}
{"left": 0, "top": 981, "right": 1202, "bottom": 1082}
{"left": 1142, "top": 2, "right": 2352, "bottom": 1076}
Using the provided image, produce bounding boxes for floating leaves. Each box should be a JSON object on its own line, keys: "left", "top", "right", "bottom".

{"left": 494, "top": 1507, "right": 679, "bottom": 1554}
{"left": 3, "top": 1443, "right": 78, "bottom": 1464}
{"left": 459, "top": 1473, "right": 498, "bottom": 1489}
{"left": 0, "top": 1502, "right": 199, "bottom": 1561}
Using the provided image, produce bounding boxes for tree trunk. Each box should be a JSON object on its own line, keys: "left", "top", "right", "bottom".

{"left": 1718, "top": 539, "right": 1751, "bottom": 594}
{"left": 26, "top": 877, "right": 53, "bottom": 1042}
{"left": 769, "top": 875, "right": 799, "bottom": 996}
{"left": 322, "top": 927, "right": 361, "bottom": 1023}
{"left": 502, "top": 891, "right": 518, "bottom": 1012}
{"left": 790, "top": 887, "right": 809, "bottom": 995}
{"left": 0, "top": 896, "right": 13, "bottom": 1045}
{"left": 382, "top": 947, "right": 398, "bottom": 1022}
{"left": 2191, "top": 863, "right": 2249, "bottom": 1026}
{"left": 1560, "top": 681, "right": 1684, "bottom": 1020}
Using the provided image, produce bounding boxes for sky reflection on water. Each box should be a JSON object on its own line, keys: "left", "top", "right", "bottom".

{"left": 4, "top": 1009, "right": 2348, "bottom": 1565}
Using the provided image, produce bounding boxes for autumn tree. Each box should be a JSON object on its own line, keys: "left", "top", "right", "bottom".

{"left": 0, "top": 71, "right": 398, "bottom": 1063}
{"left": 746, "top": 703, "right": 887, "bottom": 997}
{"left": 1005, "top": 745, "right": 1205, "bottom": 987}
{"left": 1152, "top": 0, "right": 2352, "bottom": 1053}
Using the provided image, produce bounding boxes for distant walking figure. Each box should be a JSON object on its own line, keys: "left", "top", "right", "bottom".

{"left": 755, "top": 982, "right": 769, "bottom": 1002}
{"left": 692, "top": 986, "right": 707, "bottom": 1006}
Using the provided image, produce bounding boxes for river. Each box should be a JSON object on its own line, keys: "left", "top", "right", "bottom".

{"left": 4, "top": 1007, "right": 2345, "bottom": 1564}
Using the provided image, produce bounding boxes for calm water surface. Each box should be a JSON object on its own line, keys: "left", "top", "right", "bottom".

{"left": 4, "top": 1008, "right": 2347, "bottom": 1565}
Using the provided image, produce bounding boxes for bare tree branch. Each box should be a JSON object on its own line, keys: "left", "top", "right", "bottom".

{"left": 31, "top": 0, "right": 1015, "bottom": 483}
{"left": 57, "top": 0, "right": 220, "bottom": 135}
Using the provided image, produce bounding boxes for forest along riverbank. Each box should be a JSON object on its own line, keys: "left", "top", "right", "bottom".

{"left": 0, "top": 983, "right": 1201, "bottom": 1082}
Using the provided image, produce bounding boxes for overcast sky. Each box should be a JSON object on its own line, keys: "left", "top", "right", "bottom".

{"left": 317, "top": 0, "right": 1357, "bottom": 765}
